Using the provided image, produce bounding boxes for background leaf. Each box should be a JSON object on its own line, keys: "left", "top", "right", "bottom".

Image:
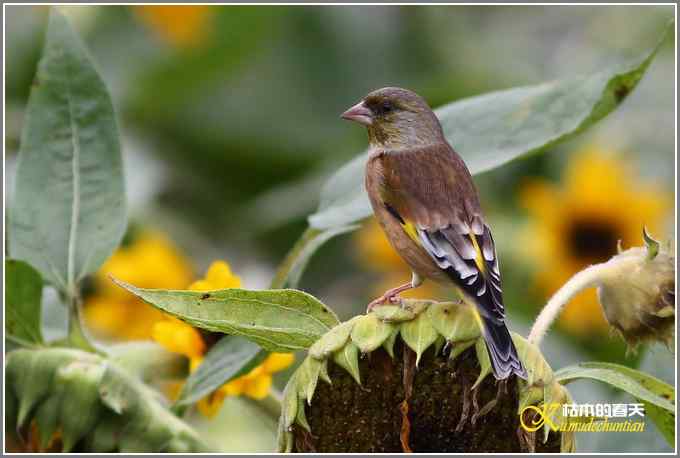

{"left": 555, "top": 361, "right": 675, "bottom": 446}
{"left": 113, "top": 279, "right": 340, "bottom": 352}
{"left": 308, "top": 24, "right": 669, "bottom": 230}
{"left": 6, "top": 259, "right": 44, "bottom": 346}
{"left": 271, "top": 225, "right": 359, "bottom": 289}
{"left": 9, "top": 9, "right": 126, "bottom": 293}
{"left": 176, "top": 336, "right": 267, "bottom": 407}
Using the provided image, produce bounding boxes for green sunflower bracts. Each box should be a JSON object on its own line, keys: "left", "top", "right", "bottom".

{"left": 277, "top": 299, "right": 575, "bottom": 453}
{"left": 5, "top": 347, "right": 207, "bottom": 452}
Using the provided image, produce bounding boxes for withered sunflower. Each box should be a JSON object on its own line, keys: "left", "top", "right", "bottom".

{"left": 519, "top": 146, "right": 671, "bottom": 336}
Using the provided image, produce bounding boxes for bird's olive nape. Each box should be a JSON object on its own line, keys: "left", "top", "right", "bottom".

{"left": 277, "top": 300, "right": 574, "bottom": 453}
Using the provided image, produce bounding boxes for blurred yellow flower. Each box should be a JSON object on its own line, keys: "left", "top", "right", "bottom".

{"left": 354, "top": 218, "right": 440, "bottom": 300}
{"left": 519, "top": 146, "right": 670, "bottom": 336}
{"left": 84, "top": 231, "right": 194, "bottom": 340}
{"left": 152, "top": 261, "right": 293, "bottom": 417}
{"left": 133, "top": 5, "right": 213, "bottom": 48}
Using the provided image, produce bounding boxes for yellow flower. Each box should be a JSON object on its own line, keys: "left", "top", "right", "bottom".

{"left": 151, "top": 261, "right": 293, "bottom": 418}
{"left": 133, "top": 6, "right": 213, "bottom": 49}
{"left": 519, "top": 146, "right": 671, "bottom": 336}
{"left": 188, "top": 260, "right": 242, "bottom": 291}
{"left": 84, "top": 231, "right": 194, "bottom": 340}
{"left": 354, "top": 218, "right": 441, "bottom": 300}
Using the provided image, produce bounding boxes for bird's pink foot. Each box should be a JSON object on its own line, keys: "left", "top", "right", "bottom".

{"left": 366, "top": 282, "right": 414, "bottom": 312}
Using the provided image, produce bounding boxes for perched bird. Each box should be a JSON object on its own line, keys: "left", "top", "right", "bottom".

{"left": 341, "top": 87, "right": 527, "bottom": 380}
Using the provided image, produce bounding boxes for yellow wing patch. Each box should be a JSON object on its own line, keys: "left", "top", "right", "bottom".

{"left": 401, "top": 219, "right": 421, "bottom": 245}
{"left": 469, "top": 234, "right": 487, "bottom": 274}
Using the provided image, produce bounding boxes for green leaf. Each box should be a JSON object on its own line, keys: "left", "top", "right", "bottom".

{"left": 175, "top": 336, "right": 267, "bottom": 407}
{"left": 9, "top": 9, "right": 126, "bottom": 293}
{"left": 555, "top": 362, "right": 674, "bottom": 412}
{"left": 557, "top": 361, "right": 675, "bottom": 446}
{"left": 271, "top": 225, "right": 359, "bottom": 289}
{"left": 555, "top": 361, "right": 675, "bottom": 446}
{"left": 308, "top": 24, "right": 670, "bottom": 230}
{"left": 6, "top": 259, "right": 44, "bottom": 345}
{"left": 113, "top": 279, "right": 339, "bottom": 352}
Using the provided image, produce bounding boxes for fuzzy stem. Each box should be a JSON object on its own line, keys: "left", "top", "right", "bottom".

{"left": 528, "top": 263, "right": 608, "bottom": 346}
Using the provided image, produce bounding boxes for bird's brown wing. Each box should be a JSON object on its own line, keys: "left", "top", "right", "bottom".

{"left": 379, "top": 143, "right": 505, "bottom": 322}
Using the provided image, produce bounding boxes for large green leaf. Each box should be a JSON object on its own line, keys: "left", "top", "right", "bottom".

{"left": 555, "top": 361, "right": 675, "bottom": 446}
{"left": 6, "top": 259, "right": 44, "bottom": 346}
{"left": 308, "top": 24, "right": 670, "bottom": 229}
{"left": 113, "top": 279, "right": 339, "bottom": 352}
{"left": 9, "top": 9, "right": 126, "bottom": 294}
{"left": 176, "top": 337, "right": 267, "bottom": 407}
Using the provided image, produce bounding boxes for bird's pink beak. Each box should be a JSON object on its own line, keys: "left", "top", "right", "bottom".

{"left": 341, "top": 101, "right": 373, "bottom": 126}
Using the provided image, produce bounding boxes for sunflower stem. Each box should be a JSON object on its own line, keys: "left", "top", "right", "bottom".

{"left": 528, "top": 263, "right": 609, "bottom": 346}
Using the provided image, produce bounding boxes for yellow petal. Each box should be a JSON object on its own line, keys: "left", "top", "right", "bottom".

{"left": 151, "top": 320, "right": 205, "bottom": 358}
{"left": 188, "top": 280, "right": 214, "bottom": 292}
{"left": 197, "top": 390, "right": 227, "bottom": 418}
{"left": 206, "top": 261, "right": 242, "bottom": 289}
{"left": 223, "top": 378, "right": 246, "bottom": 396}
{"left": 262, "top": 353, "right": 295, "bottom": 373}
{"left": 243, "top": 374, "right": 272, "bottom": 400}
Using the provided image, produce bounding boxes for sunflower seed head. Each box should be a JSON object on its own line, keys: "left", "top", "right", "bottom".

{"left": 279, "top": 299, "right": 574, "bottom": 452}
{"left": 597, "top": 230, "right": 675, "bottom": 350}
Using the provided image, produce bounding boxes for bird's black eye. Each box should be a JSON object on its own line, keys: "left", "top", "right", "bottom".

{"left": 374, "top": 100, "right": 395, "bottom": 116}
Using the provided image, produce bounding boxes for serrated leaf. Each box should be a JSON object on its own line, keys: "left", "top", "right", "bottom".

{"left": 6, "top": 259, "right": 44, "bottom": 345}
{"left": 350, "top": 314, "right": 394, "bottom": 354}
{"left": 9, "top": 9, "right": 126, "bottom": 292}
{"left": 400, "top": 312, "right": 438, "bottom": 366}
{"left": 113, "top": 279, "right": 339, "bottom": 352}
{"left": 556, "top": 361, "right": 675, "bottom": 446}
{"left": 175, "top": 336, "right": 266, "bottom": 406}
{"left": 308, "top": 317, "right": 358, "bottom": 359}
{"left": 332, "top": 342, "right": 361, "bottom": 385}
{"left": 308, "top": 24, "right": 669, "bottom": 230}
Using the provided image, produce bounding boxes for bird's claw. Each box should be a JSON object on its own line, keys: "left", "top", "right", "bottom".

{"left": 366, "top": 294, "right": 401, "bottom": 312}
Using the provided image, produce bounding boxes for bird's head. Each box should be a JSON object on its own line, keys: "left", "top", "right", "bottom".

{"left": 341, "top": 87, "right": 444, "bottom": 149}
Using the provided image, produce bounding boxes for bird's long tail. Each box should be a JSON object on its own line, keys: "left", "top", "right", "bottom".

{"left": 480, "top": 315, "right": 527, "bottom": 380}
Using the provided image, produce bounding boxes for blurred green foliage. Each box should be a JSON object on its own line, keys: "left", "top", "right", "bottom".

{"left": 5, "top": 6, "right": 675, "bottom": 452}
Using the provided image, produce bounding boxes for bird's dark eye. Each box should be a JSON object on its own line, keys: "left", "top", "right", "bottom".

{"left": 374, "top": 100, "right": 395, "bottom": 116}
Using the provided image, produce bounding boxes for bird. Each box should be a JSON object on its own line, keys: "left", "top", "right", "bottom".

{"left": 341, "top": 87, "right": 527, "bottom": 380}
